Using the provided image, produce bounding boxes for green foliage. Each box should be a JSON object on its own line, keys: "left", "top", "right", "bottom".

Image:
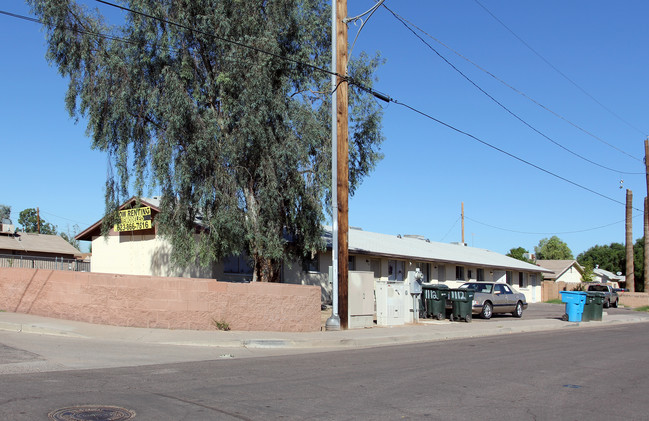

{"left": 29, "top": 0, "right": 385, "bottom": 281}
{"left": 545, "top": 298, "right": 563, "bottom": 304}
{"left": 580, "top": 261, "right": 594, "bottom": 283}
{"left": 60, "top": 224, "right": 81, "bottom": 251}
{"left": 0, "top": 204, "right": 10, "bottom": 222}
{"left": 534, "top": 236, "right": 573, "bottom": 260}
{"left": 506, "top": 246, "right": 532, "bottom": 263}
{"left": 212, "top": 319, "right": 231, "bottom": 331}
{"left": 18, "top": 208, "right": 57, "bottom": 235}
{"left": 577, "top": 240, "right": 644, "bottom": 292}
{"left": 577, "top": 242, "right": 625, "bottom": 274}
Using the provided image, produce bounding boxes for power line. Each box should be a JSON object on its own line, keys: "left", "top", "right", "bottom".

{"left": 385, "top": 97, "right": 642, "bottom": 212}
{"left": 384, "top": 8, "right": 643, "bottom": 164}
{"left": 9, "top": 6, "right": 641, "bottom": 212}
{"left": 93, "top": 0, "right": 341, "bottom": 79}
{"left": 473, "top": 0, "right": 648, "bottom": 137}
{"left": 466, "top": 215, "right": 642, "bottom": 236}
{"left": 383, "top": 4, "right": 643, "bottom": 175}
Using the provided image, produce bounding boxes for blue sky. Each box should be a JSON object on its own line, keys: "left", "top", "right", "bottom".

{"left": 2, "top": 0, "right": 648, "bottom": 257}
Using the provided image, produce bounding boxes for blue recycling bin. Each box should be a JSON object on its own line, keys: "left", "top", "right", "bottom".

{"left": 560, "top": 291, "right": 587, "bottom": 322}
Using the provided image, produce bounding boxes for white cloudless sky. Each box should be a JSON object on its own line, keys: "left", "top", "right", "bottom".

{"left": 1, "top": 0, "right": 648, "bottom": 257}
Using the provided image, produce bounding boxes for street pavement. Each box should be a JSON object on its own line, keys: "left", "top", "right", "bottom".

{"left": 1, "top": 303, "right": 648, "bottom": 351}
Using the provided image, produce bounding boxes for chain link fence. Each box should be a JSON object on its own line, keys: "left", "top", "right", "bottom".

{"left": 0, "top": 254, "right": 90, "bottom": 272}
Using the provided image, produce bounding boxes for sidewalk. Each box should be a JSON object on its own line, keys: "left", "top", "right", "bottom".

{"left": 1, "top": 309, "right": 648, "bottom": 350}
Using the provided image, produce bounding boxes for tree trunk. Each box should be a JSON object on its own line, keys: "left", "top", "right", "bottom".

{"left": 626, "top": 189, "right": 635, "bottom": 292}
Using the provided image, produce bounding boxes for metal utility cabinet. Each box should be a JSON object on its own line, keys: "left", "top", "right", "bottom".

{"left": 348, "top": 271, "right": 375, "bottom": 328}
{"left": 376, "top": 280, "right": 405, "bottom": 326}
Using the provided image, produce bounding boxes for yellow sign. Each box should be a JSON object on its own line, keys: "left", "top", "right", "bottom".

{"left": 114, "top": 206, "right": 153, "bottom": 232}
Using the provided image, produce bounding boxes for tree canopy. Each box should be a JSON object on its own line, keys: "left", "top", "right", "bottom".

{"left": 0, "top": 204, "right": 10, "bottom": 222}
{"left": 506, "top": 246, "right": 532, "bottom": 263}
{"left": 534, "top": 236, "right": 573, "bottom": 260}
{"left": 576, "top": 242, "right": 625, "bottom": 274}
{"left": 18, "top": 208, "right": 57, "bottom": 235}
{"left": 29, "top": 0, "right": 385, "bottom": 281}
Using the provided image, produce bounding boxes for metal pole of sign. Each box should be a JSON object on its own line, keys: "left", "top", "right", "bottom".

{"left": 326, "top": 0, "right": 340, "bottom": 331}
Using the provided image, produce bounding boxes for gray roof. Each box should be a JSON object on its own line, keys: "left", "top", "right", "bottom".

{"left": 593, "top": 267, "right": 624, "bottom": 282}
{"left": 325, "top": 228, "right": 550, "bottom": 273}
{"left": 0, "top": 232, "right": 82, "bottom": 257}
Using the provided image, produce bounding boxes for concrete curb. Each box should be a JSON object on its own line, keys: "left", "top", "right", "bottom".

{"left": 1, "top": 312, "right": 648, "bottom": 350}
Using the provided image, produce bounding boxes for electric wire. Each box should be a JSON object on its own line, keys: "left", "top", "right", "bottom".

{"left": 385, "top": 8, "right": 643, "bottom": 164}
{"left": 440, "top": 216, "right": 460, "bottom": 242}
{"left": 5, "top": 6, "right": 641, "bottom": 212}
{"left": 383, "top": 4, "right": 643, "bottom": 175}
{"left": 473, "top": 0, "right": 648, "bottom": 137}
{"left": 466, "top": 215, "right": 642, "bottom": 236}
{"left": 93, "top": 0, "right": 343, "bottom": 80}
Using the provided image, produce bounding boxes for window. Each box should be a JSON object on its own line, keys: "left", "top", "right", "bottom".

{"left": 303, "top": 254, "right": 320, "bottom": 272}
{"left": 518, "top": 272, "right": 527, "bottom": 288}
{"left": 417, "top": 263, "right": 430, "bottom": 282}
{"left": 223, "top": 254, "right": 253, "bottom": 275}
{"left": 506, "top": 271, "right": 513, "bottom": 285}
{"left": 388, "top": 260, "right": 405, "bottom": 281}
{"left": 467, "top": 270, "right": 473, "bottom": 280}
{"left": 455, "top": 266, "right": 464, "bottom": 281}
{"left": 348, "top": 255, "right": 356, "bottom": 271}
{"left": 477, "top": 268, "right": 485, "bottom": 281}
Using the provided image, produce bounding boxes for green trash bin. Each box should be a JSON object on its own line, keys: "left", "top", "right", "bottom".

{"left": 422, "top": 284, "right": 449, "bottom": 320}
{"left": 447, "top": 288, "right": 475, "bottom": 323}
{"left": 584, "top": 291, "right": 604, "bottom": 322}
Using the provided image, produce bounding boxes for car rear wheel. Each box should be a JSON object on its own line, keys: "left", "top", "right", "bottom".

{"left": 604, "top": 299, "right": 610, "bottom": 309}
{"left": 513, "top": 301, "right": 524, "bottom": 318}
{"left": 481, "top": 302, "right": 493, "bottom": 319}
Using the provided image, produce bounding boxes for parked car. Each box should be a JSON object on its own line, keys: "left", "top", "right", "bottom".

{"left": 459, "top": 282, "right": 528, "bottom": 319}
{"left": 587, "top": 284, "right": 619, "bottom": 308}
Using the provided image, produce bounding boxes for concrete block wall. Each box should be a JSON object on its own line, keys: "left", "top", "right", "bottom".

{"left": 0, "top": 267, "right": 320, "bottom": 332}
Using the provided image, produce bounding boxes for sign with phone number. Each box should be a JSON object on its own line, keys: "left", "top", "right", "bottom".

{"left": 114, "top": 206, "right": 153, "bottom": 232}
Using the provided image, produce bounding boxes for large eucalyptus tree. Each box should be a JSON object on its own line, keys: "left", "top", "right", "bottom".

{"left": 29, "top": 0, "right": 384, "bottom": 281}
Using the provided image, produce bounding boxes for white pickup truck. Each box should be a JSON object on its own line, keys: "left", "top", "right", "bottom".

{"left": 587, "top": 284, "right": 619, "bottom": 308}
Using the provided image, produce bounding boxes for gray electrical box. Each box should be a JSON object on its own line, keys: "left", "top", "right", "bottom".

{"left": 409, "top": 268, "right": 423, "bottom": 295}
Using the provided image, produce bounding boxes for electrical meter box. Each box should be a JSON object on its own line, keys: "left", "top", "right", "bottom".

{"left": 409, "top": 268, "right": 424, "bottom": 295}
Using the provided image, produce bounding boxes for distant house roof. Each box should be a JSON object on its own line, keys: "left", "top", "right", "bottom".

{"left": 0, "top": 232, "right": 82, "bottom": 258}
{"left": 76, "top": 196, "right": 162, "bottom": 241}
{"left": 536, "top": 260, "right": 582, "bottom": 280}
{"left": 325, "top": 228, "right": 550, "bottom": 273}
{"left": 593, "top": 267, "right": 625, "bottom": 283}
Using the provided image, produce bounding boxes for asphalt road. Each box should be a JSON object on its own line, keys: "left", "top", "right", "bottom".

{"left": 1, "top": 320, "right": 648, "bottom": 420}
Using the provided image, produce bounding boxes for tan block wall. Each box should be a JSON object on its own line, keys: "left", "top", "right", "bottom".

{"left": 0, "top": 267, "right": 320, "bottom": 332}
{"left": 619, "top": 292, "right": 649, "bottom": 308}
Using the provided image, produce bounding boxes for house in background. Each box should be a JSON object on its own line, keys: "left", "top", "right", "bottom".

{"left": 76, "top": 197, "right": 551, "bottom": 305}
{"left": 536, "top": 260, "right": 583, "bottom": 284}
{"left": 0, "top": 223, "right": 84, "bottom": 270}
{"left": 592, "top": 266, "right": 626, "bottom": 288}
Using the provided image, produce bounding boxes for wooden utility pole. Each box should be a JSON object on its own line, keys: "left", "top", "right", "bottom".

{"left": 645, "top": 197, "right": 648, "bottom": 293}
{"left": 626, "top": 189, "right": 635, "bottom": 292}
{"left": 37, "top": 207, "right": 41, "bottom": 234}
{"left": 644, "top": 139, "right": 649, "bottom": 292}
{"left": 461, "top": 202, "right": 465, "bottom": 244}
{"left": 336, "top": 0, "right": 349, "bottom": 329}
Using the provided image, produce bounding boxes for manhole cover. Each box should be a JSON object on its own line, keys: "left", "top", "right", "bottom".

{"left": 48, "top": 405, "right": 135, "bottom": 421}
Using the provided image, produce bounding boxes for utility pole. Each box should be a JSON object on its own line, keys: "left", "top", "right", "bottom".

{"left": 644, "top": 138, "right": 649, "bottom": 292}
{"left": 336, "top": 0, "right": 349, "bottom": 329}
{"left": 626, "top": 189, "right": 635, "bottom": 292}
{"left": 37, "top": 207, "right": 41, "bottom": 234}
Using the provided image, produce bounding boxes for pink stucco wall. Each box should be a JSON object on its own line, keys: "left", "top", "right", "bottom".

{"left": 0, "top": 267, "right": 320, "bottom": 332}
